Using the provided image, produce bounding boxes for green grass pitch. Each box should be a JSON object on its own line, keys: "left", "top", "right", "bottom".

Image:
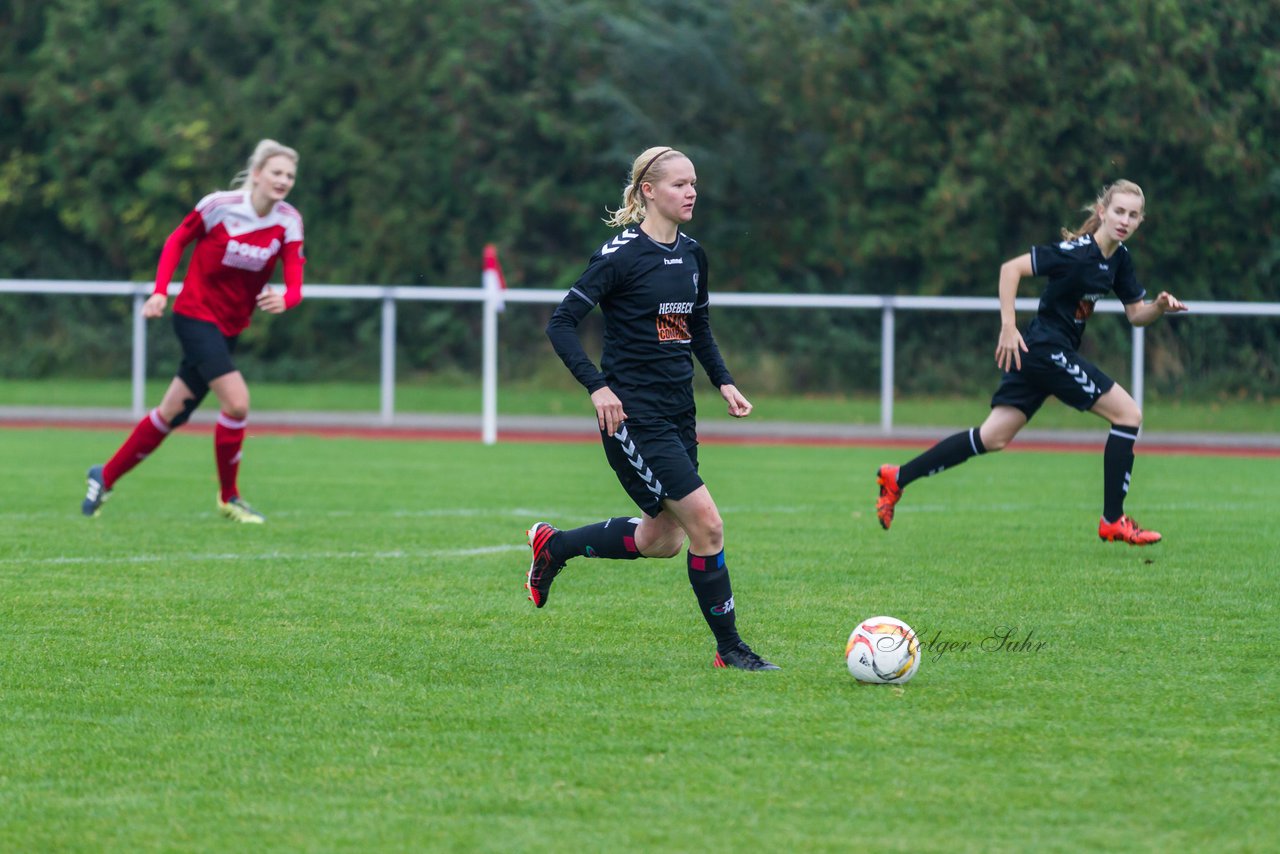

{"left": 1, "top": 427, "right": 1276, "bottom": 851}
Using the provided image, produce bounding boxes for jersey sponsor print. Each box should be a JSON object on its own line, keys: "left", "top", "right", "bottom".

{"left": 222, "top": 238, "right": 282, "bottom": 272}
{"left": 657, "top": 299, "right": 694, "bottom": 342}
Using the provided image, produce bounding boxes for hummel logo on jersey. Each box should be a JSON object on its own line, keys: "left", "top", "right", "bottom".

{"left": 663, "top": 257, "right": 684, "bottom": 265}
{"left": 600, "top": 228, "right": 639, "bottom": 256}
{"left": 1099, "top": 263, "right": 1109, "bottom": 270}
{"left": 223, "top": 238, "right": 281, "bottom": 272}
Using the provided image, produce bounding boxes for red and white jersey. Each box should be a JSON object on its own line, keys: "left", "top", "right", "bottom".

{"left": 154, "top": 190, "right": 305, "bottom": 336}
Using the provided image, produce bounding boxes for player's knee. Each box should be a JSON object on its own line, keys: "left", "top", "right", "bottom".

{"left": 639, "top": 528, "right": 684, "bottom": 559}
{"left": 168, "top": 396, "right": 201, "bottom": 429}
{"left": 979, "top": 425, "right": 1013, "bottom": 452}
{"left": 695, "top": 511, "right": 724, "bottom": 551}
{"left": 984, "top": 432, "right": 1011, "bottom": 452}
{"left": 221, "top": 401, "right": 250, "bottom": 421}
{"left": 652, "top": 533, "right": 685, "bottom": 559}
{"left": 1110, "top": 406, "right": 1142, "bottom": 429}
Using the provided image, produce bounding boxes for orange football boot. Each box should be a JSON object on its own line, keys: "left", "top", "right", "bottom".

{"left": 876, "top": 465, "right": 903, "bottom": 530}
{"left": 1098, "top": 515, "right": 1162, "bottom": 546}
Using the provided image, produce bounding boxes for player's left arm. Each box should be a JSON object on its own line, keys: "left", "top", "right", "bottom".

{"left": 689, "top": 309, "right": 750, "bottom": 417}
{"left": 718, "top": 382, "right": 753, "bottom": 418}
{"left": 686, "top": 248, "right": 749, "bottom": 417}
{"left": 1117, "top": 252, "right": 1185, "bottom": 326}
{"left": 688, "top": 307, "right": 733, "bottom": 383}
{"left": 257, "top": 241, "right": 305, "bottom": 314}
{"left": 1124, "top": 291, "right": 1188, "bottom": 326}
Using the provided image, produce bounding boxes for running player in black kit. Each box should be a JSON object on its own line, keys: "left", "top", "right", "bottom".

{"left": 876, "top": 180, "right": 1188, "bottom": 544}
{"left": 525, "top": 146, "right": 778, "bottom": 671}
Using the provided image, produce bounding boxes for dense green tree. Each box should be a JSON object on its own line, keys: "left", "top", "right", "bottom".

{"left": 2, "top": 0, "right": 1276, "bottom": 394}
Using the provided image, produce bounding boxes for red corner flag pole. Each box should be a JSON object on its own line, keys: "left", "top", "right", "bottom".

{"left": 481, "top": 244, "right": 506, "bottom": 444}
{"left": 483, "top": 243, "right": 506, "bottom": 312}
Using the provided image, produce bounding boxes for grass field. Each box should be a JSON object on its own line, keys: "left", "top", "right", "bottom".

{"left": 2, "top": 377, "right": 1277, "bottom": 432}
{"left": 2, "top": 426, "right": 1277, "bottom": 852}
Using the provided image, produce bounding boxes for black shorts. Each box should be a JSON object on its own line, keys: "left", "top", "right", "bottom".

{"left": 990, "top": 344, "right": 1115, "bottom": 420}
{"left": 172, "top": 312, "right": 239, "bottom": 398}
{"left": 600, "top": 413, "right": 705, "bottom": 518}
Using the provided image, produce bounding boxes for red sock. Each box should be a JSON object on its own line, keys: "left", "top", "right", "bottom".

{"left": 215, "top": 412, "right": 247, "bottom": 502}
{"left": 102, "top": 408, "right": 171, "bottom": 488}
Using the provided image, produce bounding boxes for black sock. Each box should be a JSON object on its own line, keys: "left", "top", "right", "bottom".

{"left": 899, "top": 427, "right": 987, "bottom": 488}
{"left": 1103, "top": 424, "right": 1139, "bottom": 522}
{"left": 551, "top": 517, "right": 642, "bottom": 561}
{"left": 688, "top": 551, "right": 741, "bottom": 653}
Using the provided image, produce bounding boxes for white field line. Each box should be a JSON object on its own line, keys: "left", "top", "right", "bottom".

{"left": 3, "top": 504, "right": 824, "bottom": 523}
{"left": 0, "top": 507, "right": 582, "bottom": 522}
{"left": 0, "top": 544, "right": 527, "bottom": 568}
{"left": 269, "top": 507, "right": 566, "bottom": 519}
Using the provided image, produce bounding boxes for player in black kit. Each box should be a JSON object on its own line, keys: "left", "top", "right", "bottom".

{"left": 525, "top": 146, "right": 778, "bottom": 671}
{"left": 876, "top": 180, "right": 1188, "bottom": 545}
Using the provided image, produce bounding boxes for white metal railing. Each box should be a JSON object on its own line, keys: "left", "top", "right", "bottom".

{"left": 2, "top": 279, "right": 1273, "bottom": 443}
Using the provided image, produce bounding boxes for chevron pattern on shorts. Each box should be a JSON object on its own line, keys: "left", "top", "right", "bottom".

{"left": 1050, "top": 351, "right": 1099, "bottom": 396}
{"left": 614, "top": 424, "right": 663, "bottom": 496}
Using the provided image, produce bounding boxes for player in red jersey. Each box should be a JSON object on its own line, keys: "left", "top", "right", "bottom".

{"left": 81, "top": 139, "right": 305, "bottom": 523}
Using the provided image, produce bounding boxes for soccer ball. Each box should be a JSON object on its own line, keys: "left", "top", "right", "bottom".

{"left": 845, "top": 616, "right": 921, "bottom": 684}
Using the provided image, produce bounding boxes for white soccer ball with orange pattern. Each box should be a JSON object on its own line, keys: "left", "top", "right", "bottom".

{"left": 845, "top": 616, "right": 921, "bottom": 684}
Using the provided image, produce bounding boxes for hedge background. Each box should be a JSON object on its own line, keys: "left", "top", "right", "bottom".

{"left": 2, "top": 0, "right": 1277, "bottom": 398}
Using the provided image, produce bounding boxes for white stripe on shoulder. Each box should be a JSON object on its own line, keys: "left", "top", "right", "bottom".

{"left": 196, "top": 190, "right": 246, "bottom": 212}
{"left": 599, "top": 228, "right": 640, "bottom": 256}
{"left": 271, "top": 203, "right": 304, "bottom": 241}
{"left": 276, "top": 201, "right": 303, "bottom": 221}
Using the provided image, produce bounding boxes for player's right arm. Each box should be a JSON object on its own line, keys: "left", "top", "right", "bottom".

{"left": 144, "top": 210, "right": 205, "bottom": 318}
{"left": 545, "top": 252, "right": 627, "bottom": 435}
{"left": 995, "top": 253, "right": 1032, "bottom": 371}
{"left": 545, "top": 282, "right": 608, "bottom": 394}
{"left": 546, "top": 293, "right": 627, "bottom": 436}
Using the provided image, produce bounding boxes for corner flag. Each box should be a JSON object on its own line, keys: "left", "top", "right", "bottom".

{"left": 483, "top": 243, "right": 507, "bottom": 312}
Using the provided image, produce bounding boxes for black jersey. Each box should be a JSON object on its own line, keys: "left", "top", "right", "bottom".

{"left": 546, "top": 227, "right": 734, "bottom": 417}
{"left": 1025, "top": 233, "right": 1146, "bottom": 351}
